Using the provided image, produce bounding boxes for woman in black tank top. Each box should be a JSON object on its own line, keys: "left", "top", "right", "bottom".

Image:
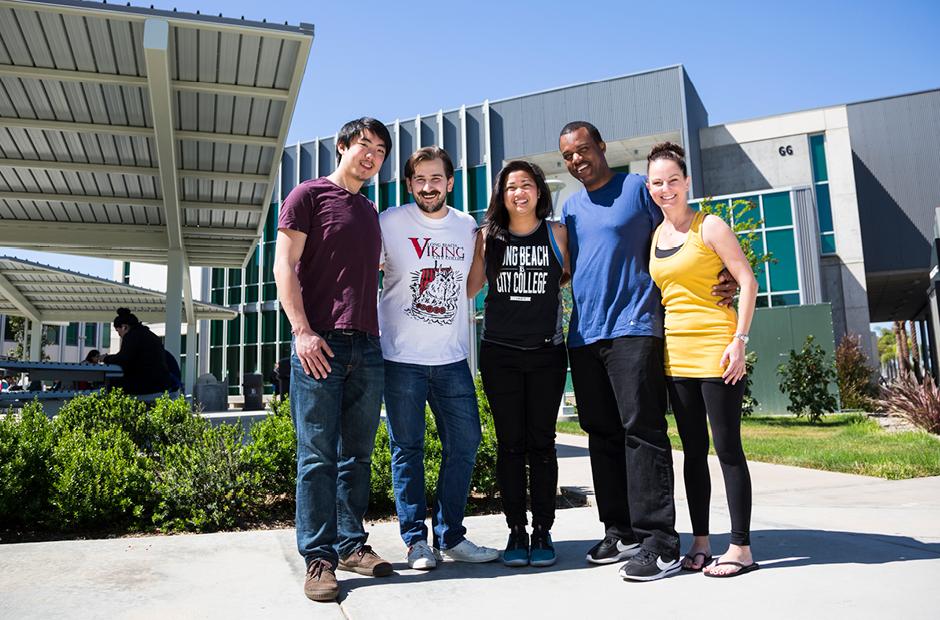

{"left": 467, "top": 160, "right": 570, "bottom": 568}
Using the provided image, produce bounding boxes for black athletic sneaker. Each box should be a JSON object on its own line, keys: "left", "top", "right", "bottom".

{"left": 585, "top": 534, "right": 641, "bottom": 564}
{"left": 618, "top": 548, "right": 681, "bottom": 581}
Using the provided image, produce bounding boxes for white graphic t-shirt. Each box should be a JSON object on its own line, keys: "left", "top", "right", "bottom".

{"left": 379, "top": 203, "right": 477, "bottom": 365}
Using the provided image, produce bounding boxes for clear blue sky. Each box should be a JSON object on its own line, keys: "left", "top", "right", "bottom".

{"left": 3, "top": 0, "right": 938, "bottom": 280}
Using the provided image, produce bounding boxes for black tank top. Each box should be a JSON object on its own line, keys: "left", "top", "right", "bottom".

{"left": 482, "top": 220, "right": 564, "bottom": 349}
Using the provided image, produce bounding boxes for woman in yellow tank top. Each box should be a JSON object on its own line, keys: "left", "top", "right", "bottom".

{"left": 646, "top": 142, "right": 759, "bottom": 578}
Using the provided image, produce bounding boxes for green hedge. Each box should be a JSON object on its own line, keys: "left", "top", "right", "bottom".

{"left": 0, "top": 379, "right": 499, "bottom": 535}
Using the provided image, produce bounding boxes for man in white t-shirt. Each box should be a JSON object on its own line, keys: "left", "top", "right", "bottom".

{"left": 379, "top": 146, "right": 499, "bottom": 569}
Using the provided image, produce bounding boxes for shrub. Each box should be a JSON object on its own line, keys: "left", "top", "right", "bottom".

{"left": 55, "top": 389, "right": 151, "bottom": 448}
{"left": 152, "top": 423, "right": 260, "bottom": 532}
{"left": 0, "top": 402, "right": 56, "bottom": 527}
{"left": 244, "top": 400, "right": 297, "bottom": 497}
{"left": 836, "top": 334, "right": 878, "bottom": 410}
{"left": 370, "top": 419, "right": 395, "bottom": 512}
{"left": 777, "top": 335, "right": 838, "bottom": 423}
{"left": 471, "top": 376, "right": 499, "bottom": 499}
{"left": 879, "top": 374, "right": 940, "bottom": 434}
{"left": 148, "top": 394, "right": 208, "bottom": 448}
{"left": 49, "top": 427, "right": 153, "bottom": 528}
{"left": 742, "top": 351, "right": 759, "bottom": 417}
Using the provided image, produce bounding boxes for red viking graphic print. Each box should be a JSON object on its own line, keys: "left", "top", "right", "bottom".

{"left": 405, "top": 260, "right": 461, "bottom": 325}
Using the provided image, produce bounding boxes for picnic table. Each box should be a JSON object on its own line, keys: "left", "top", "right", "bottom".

{"left": 0, "top": 359, "right": 124, "bottom": 414}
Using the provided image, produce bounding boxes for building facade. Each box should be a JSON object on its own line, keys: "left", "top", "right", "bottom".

{"left": 91, "top": 65, "right": 940, "bottom": 393}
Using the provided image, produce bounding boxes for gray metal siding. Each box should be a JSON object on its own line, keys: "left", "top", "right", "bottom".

{"left": 490, "top": 67, "right": 685, "bottom": 161}
{"left": 280, "top": 147, "right": 296, "bottom": 200}
{"left": 398, "top": 123, "right": 415, "bottom": 176}
{"left": 465, "top": 105, "right": 485, "bottom": 167}
{"left": 318, "top": 138, "right": 335, "bottom": 177}
{"left": 793, "top": 187, "right": 823, "bottom": 304}
{"left": 848, "top": 90, "right": 940, "bottom": 274}
{"left": 299, "top": 141, "right": 316, "bottom": 182}
{"left": 442, "top": 111, "right": 460, "bottom": 165}
{"left": 379, "top": 123, "right": 395, "bottom": 183}
{"left": 683, "top": 71, "right": 708, "bottom": 198}
{"left": 420, "top": 118, "right": 437, "bottom": 148}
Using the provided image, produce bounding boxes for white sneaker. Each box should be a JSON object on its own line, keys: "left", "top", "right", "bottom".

{"left": 440, "top": 539, "right": 500, "bottom": 563}
{"left": 407, "top": 540, "right": 438, "bottom": 570}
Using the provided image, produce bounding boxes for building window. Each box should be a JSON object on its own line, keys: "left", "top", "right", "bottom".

{"left": 379, "top": 182, "right": 396, "bottom": 211}
{"left": 447, "top": 169, "right": 464, "bottom": 211}
{"left": 227, "top": 268, "right": 242, "bottom": 305}
{"left": 66, "top": 322, "right": 79, "bottom": 346}
{"left": 467, "top": 165, "right": 488, "bottom": 223}
{"left": 692, "top": 190, "right": 802, "bottom": 308}
{"left": 810, "top": 134, "right": 835, "bottom": 254}
{"left": 44, "top": 325, "right": 60, "bottom": 345}
{"left": 245, "top": 247, "right": 260, "bottom": 304}
{"left": 122, "top": 262, "right": 131, "bottom": 284}
{"left": 84, "top": 323, "right": 97, "bottom": 348}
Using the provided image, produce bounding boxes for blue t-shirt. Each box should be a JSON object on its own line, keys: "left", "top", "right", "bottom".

{"left": 562, "top": 173, "right": 664, "bottom": 347}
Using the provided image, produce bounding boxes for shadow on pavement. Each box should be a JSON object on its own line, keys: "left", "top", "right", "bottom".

{"left": 683, "top": 529, "right": 940, "bottom": 570}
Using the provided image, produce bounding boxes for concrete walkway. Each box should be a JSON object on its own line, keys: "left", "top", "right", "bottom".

{"left": 2, "top": 434, "right": 939, "bottom": 619}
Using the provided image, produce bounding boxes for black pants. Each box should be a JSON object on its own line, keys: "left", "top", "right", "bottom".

{"left": 667, "top": 378, "right": 752, "bottom": 546}
{"left": 480, "top": 341, "right": 568, "bottom": 530}
{"left": 568, "top": 336, "right": 679, "bottom": 557}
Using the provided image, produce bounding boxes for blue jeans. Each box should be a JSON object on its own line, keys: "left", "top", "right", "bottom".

{"left": 384, "top": 359, "right": 481, "bottom": 550}
{"left": 291, "top": 330, "right": 384, "bottom": 565}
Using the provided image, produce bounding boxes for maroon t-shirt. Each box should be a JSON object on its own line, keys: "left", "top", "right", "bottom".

{"left": 278, "top": 177, "right": 381, "bottom": 336}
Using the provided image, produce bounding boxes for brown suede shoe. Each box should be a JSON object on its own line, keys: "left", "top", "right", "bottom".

{"left": 304, "top": 559, "right": 338, "bottom": 602}
{"left": 338, "top": 545, "right": 393, "bottom": 577}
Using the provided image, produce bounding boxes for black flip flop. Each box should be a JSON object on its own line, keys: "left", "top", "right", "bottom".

{"left": 681, "top": 552, "right": 713, "bottom": 572}
{"left": 703, "top": 560, "right": 760, "bottom": 578}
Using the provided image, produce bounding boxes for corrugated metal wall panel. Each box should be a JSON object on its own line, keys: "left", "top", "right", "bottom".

{"left": 421, "top": 118, "right": 437, "bottom": 148}
{"left": 378, "top": 123, "right": 394, "bottom": 182}
{"left": 494, "top": 67, "right": 684, "bottom": 160}
{"left": 465, "top": 105, "right": 485, "bottom": 167}
{"left": 848, "top": 90, "right": 940, "bottom": 274}
{"left": 442, "top": 111, "right": 460, "bottom": 163}
{"left": 793, "top": 187, "right": 822, "bottom": 304}
{"left": 299, "top": 141, "right": 316, "bottom": 181}
{"left": 683, "top": 71, "right": 708, "bottom": 198}
{"left": 398, "top": 122, "right": 415, "bottom": 172}
{"left": 281, "top": 147, "right": 297, "bottom": 200}
{"left": 318, "top": 138, "right": 335, "bottom": 177}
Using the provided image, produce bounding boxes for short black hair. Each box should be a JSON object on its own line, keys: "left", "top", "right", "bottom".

{"left": 335, "top": 117, "right": 392, "bottom": 165}
{"left": 404, "top": 146, "right": 455, "bottom": 180}
{"left": 560, "top": 121, "right": 603, "bottom": 145}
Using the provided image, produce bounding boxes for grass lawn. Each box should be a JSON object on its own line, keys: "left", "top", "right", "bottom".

{"left": 556, "top": 414, "right": 940, "bottom": 480}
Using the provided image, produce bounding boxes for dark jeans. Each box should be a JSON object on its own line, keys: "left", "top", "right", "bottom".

{"left": 568, "top": 336, "right": 679, "bottom": 557}
{"left": 384, "top": 359, "right": 481, "bottom": 550}
{"left": 290, "top": 330, "right": 384, "bottom": 565}
{"left": 667, "top": 378, "right": 752, "bottom": 546}
{"left": 479, "top": 341, "right": 568, "bottom": 530}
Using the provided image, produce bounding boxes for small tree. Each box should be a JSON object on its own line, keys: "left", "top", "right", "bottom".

{"left": 742, "top": 351, "right": 759, "bottom": 416}
{"left": 698, "top": 198, "right": 774, "bottom": 273}
{"left": 777, "top": 335, "right": 838, "bottom": 423}
{"left": 5, "top": 316, "right": 52, "bottom": 361}
{"left": 836, "top": 333, "right": 877, "bottom": 410}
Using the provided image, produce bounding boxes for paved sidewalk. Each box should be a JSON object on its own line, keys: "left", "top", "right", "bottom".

{"left": 1, "top": 434, "right": 938, "bottom": 619}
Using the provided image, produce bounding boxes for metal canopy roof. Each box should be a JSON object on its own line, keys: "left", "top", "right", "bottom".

{"left": 0, "top": 0, "right": 313, "bottom": 269}
{"left": 0, "top": 254, "right": 237, "bottom": 322}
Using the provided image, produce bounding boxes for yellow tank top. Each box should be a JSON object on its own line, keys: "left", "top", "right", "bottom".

{"left": 649, "top": 211, "right": 737, "bottom": 378}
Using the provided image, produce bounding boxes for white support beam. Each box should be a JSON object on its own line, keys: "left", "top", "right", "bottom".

{"left": 38, "top": 310, "right": 236, "bottom": 323}
{"left": 0, "top": 220, "right": 168, "bottom": 248}
{"left": 0, "top": 118, "right": 278, "bottom": 148}
{"left": 29, "top": 319, "right": 43, "bottom": 360}
{"left": 0, "top": 158, "right": 159, "bottom": 177}
{"left": 165, "top": 249, "right": 184, "bottom": 360}
{"left": 179, "top": 201, "right": 263, "bottom": 214}
{"left": 0, "top": 270, "right": 41, "bottom": 322}
{"left": 0, "top": 117, "right": 153, "bottom": 139}
{"left": 0, "top": 191, "right": 164, "bottom": 209}
{"left": 0, "top": 158, "right": 269, "bottom": 184}
{"left": 0, "top": 65, "right": 290, "bottom": 101}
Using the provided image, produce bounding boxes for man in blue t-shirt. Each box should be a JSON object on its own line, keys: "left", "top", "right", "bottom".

{"left": 558, "top": 121, "right": 734, "bottom": 582}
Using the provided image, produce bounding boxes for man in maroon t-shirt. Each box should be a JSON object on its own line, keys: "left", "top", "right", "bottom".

{"left": 274, "top": 117, "right": 392, "bottom": 603}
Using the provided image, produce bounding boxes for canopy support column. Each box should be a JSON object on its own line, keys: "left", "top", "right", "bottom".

{"left": 165, "top": 249, "right": 183, "bottom": 360}
{"left": 29, "top": 319, "right": 43, "bottom": 361}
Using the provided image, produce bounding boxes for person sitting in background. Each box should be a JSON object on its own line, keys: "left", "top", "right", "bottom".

{"left": 75, "top": 349, "right": 103, "bottom": 390}
{"left": 103, "top": 308, "right": 174, "bottom": 396}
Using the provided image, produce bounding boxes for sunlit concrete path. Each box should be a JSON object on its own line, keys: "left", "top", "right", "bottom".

{"left": 2, "top": 434, "right": 938, "bottom": 619}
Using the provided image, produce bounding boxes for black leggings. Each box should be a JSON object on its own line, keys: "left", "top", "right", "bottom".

{"left": 667, "top": 378, "right": 751, "bottom": 546}
{"left": 479, "top": 341, "right": 567, "bottom": 530}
